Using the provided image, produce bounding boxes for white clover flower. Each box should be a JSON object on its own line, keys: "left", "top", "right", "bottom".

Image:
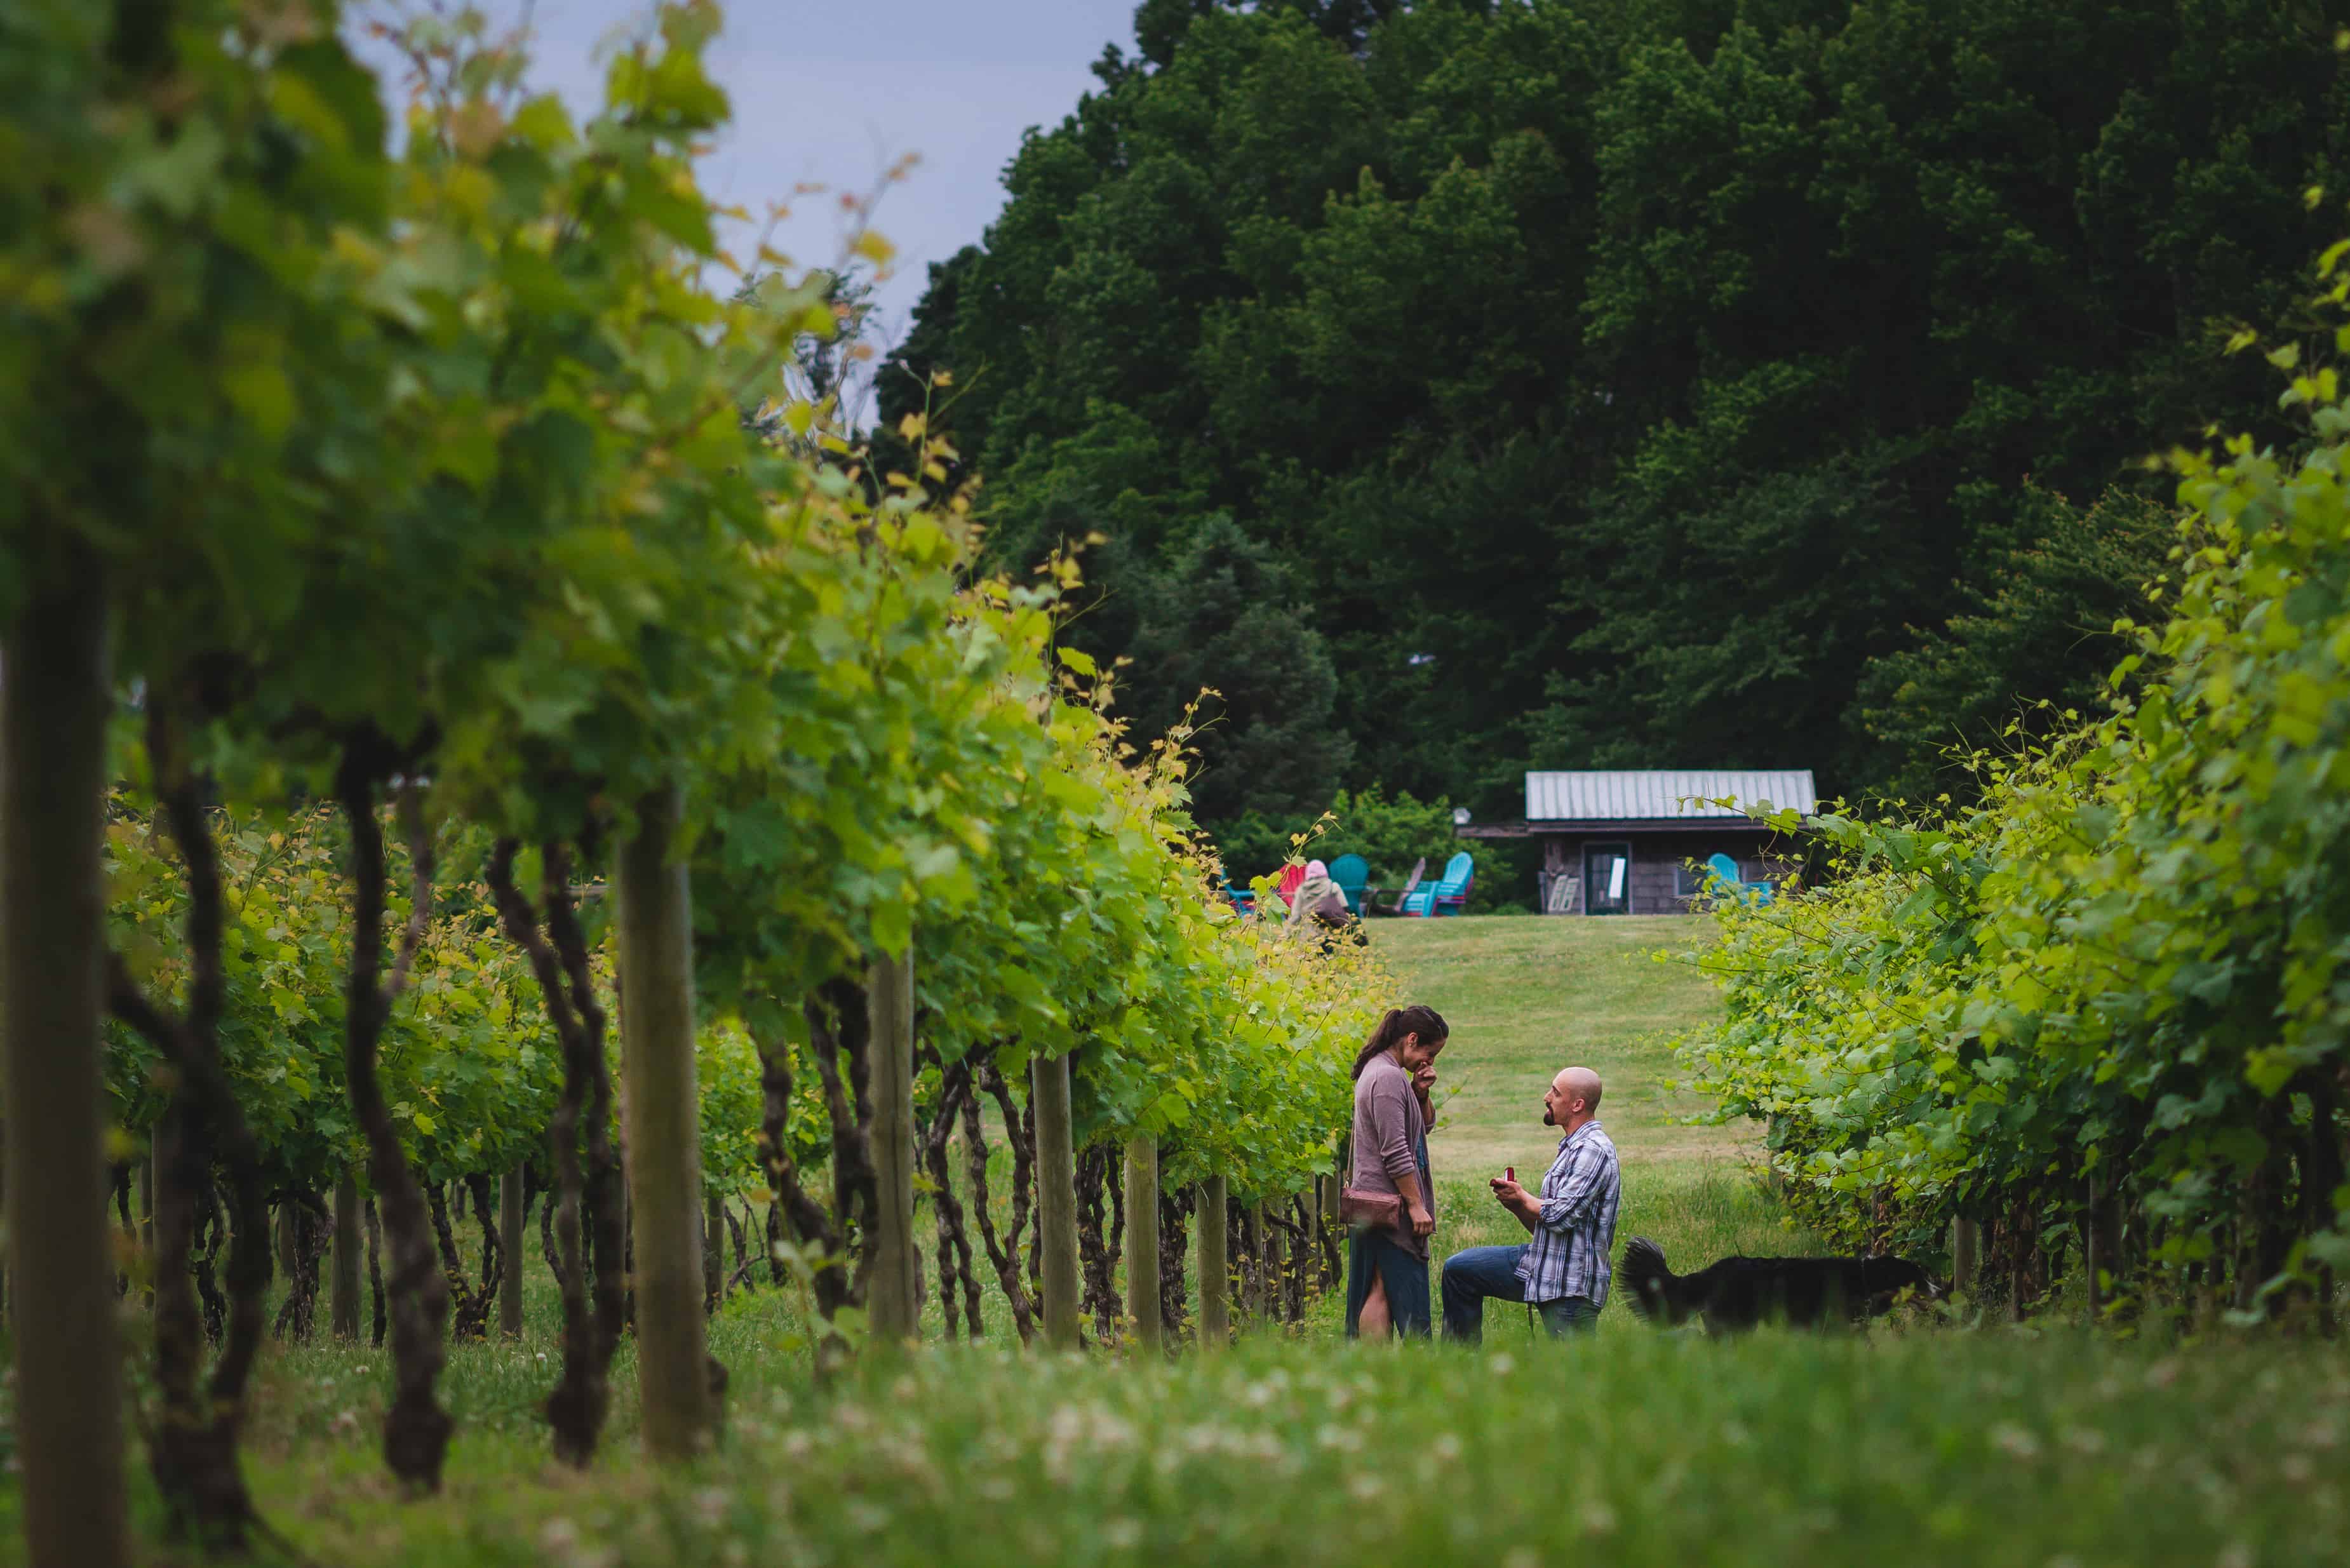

{"left": 1991, "top": 1423, "right": 2041, "bottom": 1460}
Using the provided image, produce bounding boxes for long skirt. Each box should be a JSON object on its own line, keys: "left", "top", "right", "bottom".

{"left": 1345, "top": 1228, "right": 1432, "bottom": 1338}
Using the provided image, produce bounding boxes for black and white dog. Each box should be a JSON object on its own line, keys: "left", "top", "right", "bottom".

{"left": 1620, "top": 1236, "right": 1943, "bottom": 1331}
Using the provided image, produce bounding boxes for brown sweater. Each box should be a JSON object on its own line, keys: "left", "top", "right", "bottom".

{"left": 1350, "top": 1054, "right": 1432, "bottom": 1257}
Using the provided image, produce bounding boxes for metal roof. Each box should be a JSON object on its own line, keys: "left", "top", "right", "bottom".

{"left": 1524, "top": 770, "right": 1816, "bottom": 823}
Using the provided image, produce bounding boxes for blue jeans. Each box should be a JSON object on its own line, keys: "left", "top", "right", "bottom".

{"left": 1440, "top": 1245, "right": 1599, "bottom": 1343}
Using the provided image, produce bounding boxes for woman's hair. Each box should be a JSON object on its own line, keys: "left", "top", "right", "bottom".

{"left": 1351, "top": 1004, "right": 1449, "bottom": 1079}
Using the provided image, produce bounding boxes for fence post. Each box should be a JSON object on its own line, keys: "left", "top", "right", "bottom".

{"left": 1124, "top": 1136, "right": 1161, "bottom": 1350}
{"left": 703, "top": 1188, "right": 724, "bottom": 1316}
{"left": 2085, "top": 1173, "right": 2114, "bottom": 1319}
{"left": 138, "top": 1151, "right": 156, "bottom": 1308}
{"left": 331, "top": 1174, "right": 363, "bottom": 1341}
{"left": 615, "top": 782, "right": 718, "bottom": 1456}
{"left": 1325, "top": 1175, "right": 1344, "bottom": 1288}
{"left": 1268, "top": 1198, "right": 1291, "bottom": 1322}
{"left": 1243, "top": 1202, "right": 1266, "bottom": 1323}
{"left": 1, "top": 547, "right": 129, "bottom": 1568}
{"left": 866, "top": 949, "right": 920, "bottom": 1344}
{"left": 1033, "top": 1050, "right": 1082, "bottom": 1348}
{"left": 1952, "top": 1215, "right": 1979, "bottom": 1297}
{"left": 1198, "top": 1176, "right": 1228, "bottom": 1350}
{"left": 498, "top": 1167, "right": 525, "bottom": 1338}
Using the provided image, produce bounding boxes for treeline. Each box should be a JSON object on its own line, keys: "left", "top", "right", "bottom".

{"left": 0, "top": 7, "right": 1384, "bottom": 1566}
{"left": 887, "top": 0, "right": 2350, "bottom": 834}
{"left": 1678, "top": 304, "right": 2350, "bottom": 1323}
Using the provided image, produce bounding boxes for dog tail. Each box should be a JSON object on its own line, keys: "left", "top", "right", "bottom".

{"left": 1620, "top": 1235, "right": 1681, "bottom": 1323}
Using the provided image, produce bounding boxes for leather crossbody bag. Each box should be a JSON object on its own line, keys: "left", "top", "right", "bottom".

{"left": 1338, "top": 1186, "right": 1403, "bottom": 1231}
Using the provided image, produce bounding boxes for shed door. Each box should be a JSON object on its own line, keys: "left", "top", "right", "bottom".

{"left": 1583, "top": 842, "right": 1631, "bottom": 915}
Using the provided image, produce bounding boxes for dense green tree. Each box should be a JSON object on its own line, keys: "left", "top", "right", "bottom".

{"left": 903, "top": 0, "right": 2350, "bottom": 823}
{"left": 1122, "top": 516, "right": 1354, "bottom": 822}
{"left": 1853, "top": 488, "right": 2177, "bottom": 803}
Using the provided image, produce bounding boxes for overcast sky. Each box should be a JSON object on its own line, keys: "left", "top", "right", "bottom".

{"left": 357, "top": 1, "right": 1138, "bottom": 372}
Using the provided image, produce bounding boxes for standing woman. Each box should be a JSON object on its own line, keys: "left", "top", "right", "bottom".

{"left": 1343, "top": 1005, "right": 1447, "bottom": 1337}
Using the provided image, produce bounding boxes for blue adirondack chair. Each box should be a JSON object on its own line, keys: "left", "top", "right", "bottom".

{"left": 1432, "top": 850, "right": 1475, "bottom": 915}
{"left": 1328, "top": 853, "right": 1370, "bottom": 916}
{"left": 1403, "top": 852, "right": 1474, "bottom": 916}
{"left": 1706, "top": 852, "right": 1773, "bottom": 906}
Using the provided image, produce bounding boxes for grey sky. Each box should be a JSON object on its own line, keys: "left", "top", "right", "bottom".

{"left": 359, "top": 1, "right": 1137, "bottom": 380}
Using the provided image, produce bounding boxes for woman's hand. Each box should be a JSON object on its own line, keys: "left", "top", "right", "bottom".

{"left": 1408, "top": 1202, "right": 1435, "bottom": 1238}
{"left": 1411, "top": 1062, "right": 1437, "bottom": 1098}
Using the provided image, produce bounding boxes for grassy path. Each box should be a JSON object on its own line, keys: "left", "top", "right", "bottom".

{"left": 1368, "top": 915, "right": 1809, "bottom": 1304}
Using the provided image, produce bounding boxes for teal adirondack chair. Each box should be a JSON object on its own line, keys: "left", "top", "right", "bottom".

{"left": 1329, "top": 854, "right": 1370, "bottom": 916}
{"left": 1706, "top": 852, "right": 1773, "bottom": 906}
{"left": 1402, "top": 852, "right": 1474, "bottom": 916}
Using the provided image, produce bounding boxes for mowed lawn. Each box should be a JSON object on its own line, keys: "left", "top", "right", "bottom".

{"left": 1369, "top": 913, "right": 1740, "bottom": 1170}
{"left": 1365, "top": 914, "right": 1810, "bottom": 1302}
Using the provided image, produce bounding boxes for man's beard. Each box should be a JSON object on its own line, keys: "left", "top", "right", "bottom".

{"left": 1543, "top": 1108, "right": 1555, "bottom": 1126}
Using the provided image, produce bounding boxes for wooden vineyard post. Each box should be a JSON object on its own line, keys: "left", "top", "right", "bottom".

{"left": 615, "top": 784, "right": 719, "bottom": 1457}
{"left": 2085, "top": 1173, "right": 2117, "bottom": 1320}
{"left": 1124, "top": 1136, "right": 1161, "bottom": 1350}
{"left": 1244, "top": 1203, "right": 1266, "bottom": 1323}
{"left": 1197, "top": 1176, "right": 1230, "bottom": 1350}
{"left": 331, "top": 1175, "right": 364, "bottom": 1341}
{"left": 138, "top": 1151, "right": 157, "bottom": 1308}
{"left": 1, "top": 550, "right": 130, "bottom": 1568}
{"left": 1952, "top": 1216, "right": 1979, "bottom": 1297}
{"left": 703, "top": 1188, "right": 725, "bottom": 1316}
{"left": 1266, "top": 1200, "right": 1289, "bottom": 1323}
{"left": 866, "top": 949, "right": 920, "bottom": 1344}
{"left": 499, "top": 1168, "right": 525, "bottom": 1339}
{"left": 1318, "top": 1173, "right": 1341, "bottom": 1286}
{"left": 1033, "top": 1050, "right": 1082, "bottom": 1348}
{"left": 140, "top": 1151, "right": 155, "bottom": 1259}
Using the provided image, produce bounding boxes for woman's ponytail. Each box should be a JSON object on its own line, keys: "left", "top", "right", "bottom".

{"left": 1350, "top": 1003, "right": 1449, "bottom": 1079}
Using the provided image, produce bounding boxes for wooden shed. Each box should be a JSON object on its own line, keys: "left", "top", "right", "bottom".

{"left": 1457, "top": 770, "right": 1815, "bottom": 915}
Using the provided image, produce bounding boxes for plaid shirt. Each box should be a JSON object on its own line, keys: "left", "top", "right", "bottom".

{"left": 1514, "top": 1120, "right": 1621, "bottom": 1307}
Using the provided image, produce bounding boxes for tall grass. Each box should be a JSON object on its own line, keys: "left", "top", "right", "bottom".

{"left": 50, "top": 1326, "right": 2342, "bottom": 1567}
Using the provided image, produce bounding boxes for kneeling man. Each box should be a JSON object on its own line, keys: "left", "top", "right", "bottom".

{"left": 1440, "top": 1066, "right": 1620, "bottom": 1342}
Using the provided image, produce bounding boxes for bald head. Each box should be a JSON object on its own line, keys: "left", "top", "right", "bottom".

{"left": 1543, "top": 1066, "right": 1602, "bottom": 1129}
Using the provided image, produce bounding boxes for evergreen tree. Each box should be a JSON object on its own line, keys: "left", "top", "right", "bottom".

{"left": 1123, "top": 516, "right": 1354, "bottom": 824}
